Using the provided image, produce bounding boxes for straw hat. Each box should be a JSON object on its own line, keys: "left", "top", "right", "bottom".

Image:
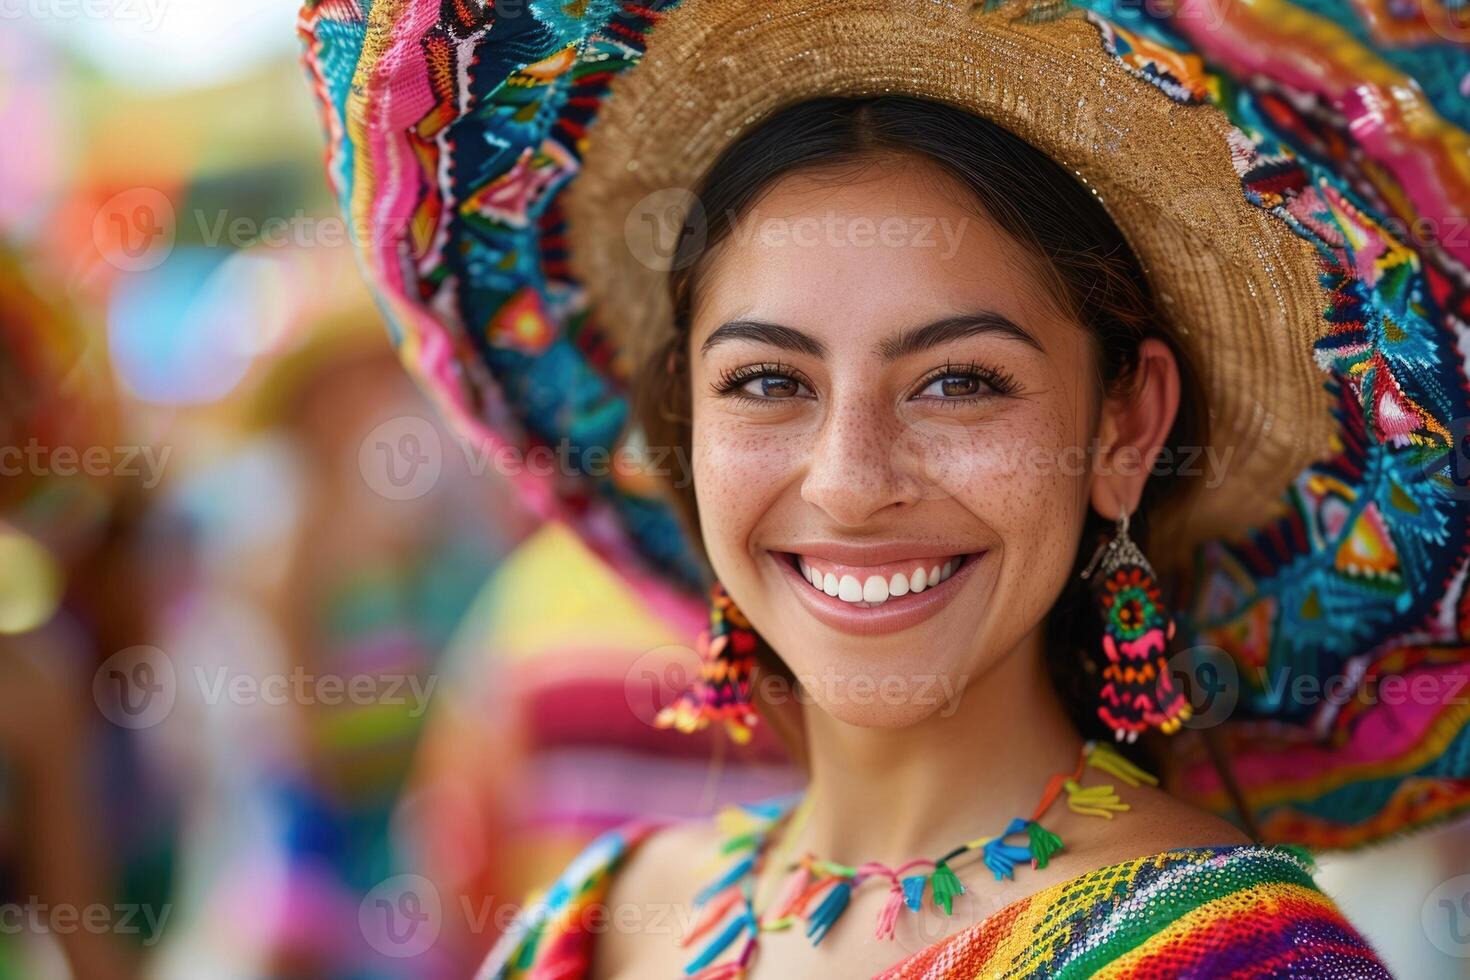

{"left": 298, "top": 0, "right": 1470, "bottom": 847}
{"left": 565, "top": 0, "right": 1334, "bottom": 566}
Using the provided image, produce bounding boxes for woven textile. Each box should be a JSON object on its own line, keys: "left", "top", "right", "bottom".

{"left": 474, "top": 799, "right": 1391, "bottom": 979}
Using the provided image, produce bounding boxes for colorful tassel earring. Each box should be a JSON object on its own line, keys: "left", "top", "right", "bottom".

{"left": 1080, "top": 509, "right": 1192, "bottom": 742}
{"left": 654, "top": 581, "right": 761, "bottom": 743}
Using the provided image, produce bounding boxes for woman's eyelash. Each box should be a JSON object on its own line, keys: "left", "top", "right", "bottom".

{"left": 709, "top": 360, "right": 1018, "bottom": 401}
{"left": 711, "top": 362, "right": 810, "bottom": 398}
{"left": 913, "top": 361, "right": 1020, "bottom": 399}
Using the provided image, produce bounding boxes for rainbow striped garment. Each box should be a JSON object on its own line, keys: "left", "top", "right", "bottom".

{"left": 476, "top": 803, "right": 1392, "bottom": 979}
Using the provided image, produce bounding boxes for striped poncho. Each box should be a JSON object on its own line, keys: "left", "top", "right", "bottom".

{"left": 477, "top": 804, "right": 1391, "bottom": 979}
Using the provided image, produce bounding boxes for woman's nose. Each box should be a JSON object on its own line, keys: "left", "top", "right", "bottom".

{"left": 799, "top": 399, "right": 922, "bottom": 527}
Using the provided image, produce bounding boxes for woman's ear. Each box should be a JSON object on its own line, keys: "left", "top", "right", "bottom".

{"left": 1089, "top": 338, "right": 1181, "bottom": 520}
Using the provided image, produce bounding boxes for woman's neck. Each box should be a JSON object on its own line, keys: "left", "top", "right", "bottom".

{"left": 794, "top": 626, "right": 1082, "bottom": 867}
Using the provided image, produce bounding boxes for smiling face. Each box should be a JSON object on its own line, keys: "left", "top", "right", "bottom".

{"left": 687, "top": 155, "right": 1111, "bottom": 728}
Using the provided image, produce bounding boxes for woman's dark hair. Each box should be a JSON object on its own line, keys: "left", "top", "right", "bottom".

{"left": 634, "top": 95, "right": 1207, "bottom": 753}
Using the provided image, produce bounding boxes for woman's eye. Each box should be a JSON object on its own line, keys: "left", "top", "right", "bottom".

{"left": 740, "top": 374, "right": 808, "bottom": 399}
{"left": 918, "top": 373, "right": 987, "bottom": 399}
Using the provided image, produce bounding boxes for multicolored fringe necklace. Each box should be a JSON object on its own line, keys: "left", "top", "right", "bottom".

{"left": 676, "top": 741, "right": 1156, "bottom": 979}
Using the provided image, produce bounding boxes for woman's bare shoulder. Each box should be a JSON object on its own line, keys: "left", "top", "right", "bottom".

{"left": 605, "top": 814, "right": 725, "bottom": 905}
{"left": 1055, "top": 780, "right": 1253, "bottom": 873}
{"left": 591, "top": 814, "right": 726, "bottom": 980}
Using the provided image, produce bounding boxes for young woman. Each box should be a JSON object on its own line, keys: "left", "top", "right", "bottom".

{"left": 297, "top": 0, "right": 1470, "bottom": 975}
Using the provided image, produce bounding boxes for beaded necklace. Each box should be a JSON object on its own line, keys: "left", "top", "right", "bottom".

{"left": 677, "top": 741, "right": 1157, "bottom": 979}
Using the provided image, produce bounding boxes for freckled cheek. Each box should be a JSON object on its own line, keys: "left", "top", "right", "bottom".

{"left": 904, "top": 413, "right": 1086, "bottom": 550}
{"left": 691, "top": 418, "right": 807, "bottom": 563}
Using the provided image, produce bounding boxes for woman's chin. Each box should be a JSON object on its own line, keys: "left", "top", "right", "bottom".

{"left": 797, "top": 680, "right": 969, "bottom": 729}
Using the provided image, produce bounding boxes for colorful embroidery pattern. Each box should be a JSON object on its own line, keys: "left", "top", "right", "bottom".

{"left": 1082, "top": 0, "right": 1470, "bottom": 847}
{"left": 475, "top": 800, "right": 1391, "bottom": 979}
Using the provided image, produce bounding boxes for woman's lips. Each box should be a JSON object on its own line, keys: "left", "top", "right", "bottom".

{"left": 772, "top": 548, "right": 985, "bottom": 636}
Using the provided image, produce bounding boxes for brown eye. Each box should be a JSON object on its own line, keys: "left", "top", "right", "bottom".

{"left": 739, "top": 375, "right": 806, "bottom": 399}
{"left": 918, "top": 373, "right": 988, "bottom": 399}
{"left": 714, "top": 363, "right": 814, "bottom": 402}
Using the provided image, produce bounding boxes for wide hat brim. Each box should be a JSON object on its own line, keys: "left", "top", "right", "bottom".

{"left": 566, "top": 0, "right": 1335, "bottom": 571}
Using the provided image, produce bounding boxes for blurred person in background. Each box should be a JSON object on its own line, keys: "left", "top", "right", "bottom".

{"left": 139, "top": 320, "right": 519, "bottom": 978}
{"left": 0, "top": 246, "right": 165, "bottom": 980}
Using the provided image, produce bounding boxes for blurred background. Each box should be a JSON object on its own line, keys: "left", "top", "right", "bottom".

{"left": 0, "top": 1, "right": 1466, "bottom": 977}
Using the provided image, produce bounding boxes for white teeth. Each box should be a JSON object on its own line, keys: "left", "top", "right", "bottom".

{"left": 796, "top": 555, "right": 967, "bottom": 603}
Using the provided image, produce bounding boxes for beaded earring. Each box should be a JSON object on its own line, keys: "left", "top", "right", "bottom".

{"left": 1080, "top": 509, "right": 1192, "bottom": 742}
{"left": 654, "top": 582, "right": 761, "bottom": 743}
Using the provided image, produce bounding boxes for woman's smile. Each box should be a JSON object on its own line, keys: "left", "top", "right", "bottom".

{"left": 767, "top": 544, "right": 988, "bottom": 637}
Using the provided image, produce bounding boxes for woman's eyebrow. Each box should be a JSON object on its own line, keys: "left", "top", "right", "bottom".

{"left": 700, "top": 320, "right": 828, "bottom": 357}
{"left": 875, "top": 311, "right": 1043, "bottom": 359}
{"left": 698, "top": 311, "right": 1040, "bottom": 359}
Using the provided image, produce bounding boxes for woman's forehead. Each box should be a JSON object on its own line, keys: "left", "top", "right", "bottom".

{"left": 689, "top": 164, "right": 1077, "bottom": 355}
